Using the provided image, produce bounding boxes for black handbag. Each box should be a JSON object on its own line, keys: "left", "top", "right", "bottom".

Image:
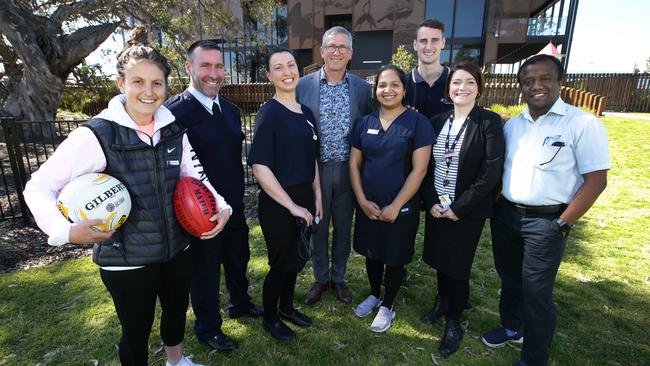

{"left": 296, "top": 218, "right": 316, "bottom": 261}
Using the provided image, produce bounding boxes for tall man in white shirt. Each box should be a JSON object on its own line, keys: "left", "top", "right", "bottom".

{"left": 481, "top": 54, "right": 610, "bottom": 366}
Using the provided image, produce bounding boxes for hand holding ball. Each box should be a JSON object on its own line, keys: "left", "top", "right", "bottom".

{"left": 57, "top": 173, "right": 131, "bottom": 233}
{"left": 173, "top": 177, "right": 220, "bottom": 238}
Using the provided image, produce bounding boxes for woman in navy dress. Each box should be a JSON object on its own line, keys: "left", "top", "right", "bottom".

{"left": 420, "top": 63, "right": 505, "bottom": 357}
{"left": 249, "top": 47, "right": 322, "bottom": 342}
{"left": 349, "top": 65, "right": 435, "bottom": 333}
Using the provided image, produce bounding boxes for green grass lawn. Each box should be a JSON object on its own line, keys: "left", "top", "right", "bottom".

{"left": 1, "top": 116, "right": 649, "bottom": 365}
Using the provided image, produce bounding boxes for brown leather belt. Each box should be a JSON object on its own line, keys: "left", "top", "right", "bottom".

{"left": 503, "top": 199, "right": 566, "bottom": 215}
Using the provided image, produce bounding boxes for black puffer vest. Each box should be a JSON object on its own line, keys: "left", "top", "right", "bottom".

{"left": 84, "top": 118, "right": 189, "bottom": 266}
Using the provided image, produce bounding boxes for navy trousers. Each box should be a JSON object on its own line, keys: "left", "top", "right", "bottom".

{"left": 491, "top": 200, "right": 567, "bottom": 366}
{"left": 189, "top": 206, "right": 252, "bottom": 341}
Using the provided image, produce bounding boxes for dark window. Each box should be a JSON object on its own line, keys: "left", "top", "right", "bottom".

{"left": 325, "top": 14, "right": 352, "bottom": 31}
{"left": 454, "top": 0, "right": 485, "bottom": 38}
{"left": 425, "top": 0, "right": 454, "bottom": 33}
{"left": 351, "top": 31, "right": 393, "bottom": 70}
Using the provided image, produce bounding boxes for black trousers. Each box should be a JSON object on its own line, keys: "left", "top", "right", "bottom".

{"left": 100, "top": 249, "right": 192, "bottom": 366}
{"left": 437, "top": 271, "right": 469, "bottom": 321}
{"left": 189, "top": 206, "right": 252, "bottom": 342}
{"left": 491, "top": 200, "right": 567, "bottom": 366}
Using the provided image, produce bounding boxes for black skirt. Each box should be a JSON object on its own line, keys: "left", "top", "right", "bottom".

{"left": 258, "top": 183, "right": 315, "bottom": 272}
{"left": 422, "top": 215, "right": 486, "bottom": 280}
{"left": 353, "top": 207, "right": 420, "bottom": 266}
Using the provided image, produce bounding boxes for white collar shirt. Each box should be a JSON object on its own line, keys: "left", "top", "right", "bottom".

{"left": 501, "top": 98, "right": 611, "bottom": 205}
{"left": 188, "top": 84, "right": 221, "bottom": 114}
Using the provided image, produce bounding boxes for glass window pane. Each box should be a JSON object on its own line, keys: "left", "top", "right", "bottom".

{"left": 454, "top": 0, "right": 485, "bottom": 38}
{"left": 426, "top": 0, "right": 454, "bottom": 37}
{"left": 452, "top": 44, "right": 481, "bottom": 65}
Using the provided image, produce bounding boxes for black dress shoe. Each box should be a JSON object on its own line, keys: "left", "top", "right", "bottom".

{"left": 279, "top": 309, "right": 312, "bottom": 328}
{"left": 439, "top": 318, "right": 464, "bottom": 358}
{"left": 201, "top": 332, "right": 238, "bottom": 352}
{"left": 263, "top": 319, "right": 296, "bottom": 341}
{"left": 421, "top": 295, "right": 449, "bottom": 323}
{"left": 228, "top": 303, "right": 264, "bottom": 318}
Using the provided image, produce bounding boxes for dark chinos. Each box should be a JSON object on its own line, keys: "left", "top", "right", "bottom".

{"left": 351, "top": 109, "right": 435, "bottom": 308}
{"left": 296, "top": 69, "right": 373, "bottom": 287}
{"left": 421, "top": 107, "right": 505, "bottom": 318}
{"left": 248, "top": 99, "right": 319, "bottom": 323}
{"left": 165, "top": 91, "right": 254, "bottom": 342}
{"left": 491, "top": 200, "right": 567, "bottom": 364}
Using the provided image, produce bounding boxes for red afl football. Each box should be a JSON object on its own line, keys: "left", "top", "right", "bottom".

{"left": 173, "top": 177, "right": 219, "bottom": 237}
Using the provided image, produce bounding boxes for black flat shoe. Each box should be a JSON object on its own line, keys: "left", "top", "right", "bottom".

{"left": 279, "top": 309, "right": 312, "bottom": 328}
{"left": 201, "top": 332, "right": 238, "bottom": 352}
{"left": 439, "top": 318, "right": 464, "bottom": 358}
{"left": 263, "top": 319, "right": 296, "bottom": 341}
{"left": 421, "top": 295, "right": 449, "bottom": 323}
{"left": 229, "top": 303, "right": 264, "bottom": 318}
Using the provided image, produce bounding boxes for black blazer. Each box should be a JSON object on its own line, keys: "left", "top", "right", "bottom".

{"left": 421, "top": 106, "right": 505, "bottom": 219}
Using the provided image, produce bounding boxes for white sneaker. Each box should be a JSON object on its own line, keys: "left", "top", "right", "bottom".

{"left": 354, "top": 295, "right": 382, "bottom": 317}
{"left": 370, "top": 306, "right": 396, "bottom": 333}
{"left": 166, "top": 356, "right": 204, "bottom": 366}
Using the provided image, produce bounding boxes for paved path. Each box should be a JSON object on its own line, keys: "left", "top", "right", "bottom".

{"left": 603, "top": 112, "right": 650, "bottom": 120}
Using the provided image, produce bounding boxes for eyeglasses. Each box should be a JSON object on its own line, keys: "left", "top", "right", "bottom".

{"left": 539, "top": 141, "right": 565, "bottom": 166}
{"left": 325, "top": 45, "right": 349, "bottom": 54}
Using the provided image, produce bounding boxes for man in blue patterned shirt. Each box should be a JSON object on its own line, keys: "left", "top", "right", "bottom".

{"left": 296, "top": 26, "right": 373, "bottom": 305}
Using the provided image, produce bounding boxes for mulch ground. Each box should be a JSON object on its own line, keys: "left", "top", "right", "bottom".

{"left": 0, "top": 187, "right": 259, "bottom": 274}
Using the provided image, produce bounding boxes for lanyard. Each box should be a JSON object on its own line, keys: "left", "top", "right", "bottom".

{"left": 441, "top": 113, "right": 469, "bottom": 187}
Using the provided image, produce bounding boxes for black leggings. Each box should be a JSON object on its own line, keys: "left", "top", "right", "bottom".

{"left": 437, "top": 270, "right": 469, "bottom": 320}
{"left": 263, "top": 268, "right": 298, "bottom": 323}
{"left": 99, "top": 250, "right": 192, "bottom": 366}
{"left": 366, "top": 257, "right": 405, "bottom": 309}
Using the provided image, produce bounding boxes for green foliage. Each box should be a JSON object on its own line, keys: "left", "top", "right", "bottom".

{"left": 391, "top": 45, "right": 416, "bottom": 72}
{"left": 1, "top": 116, "right": 648, "bottom": 364}
{"left": 489, "top": 103, "right": 527, "bottom": 120}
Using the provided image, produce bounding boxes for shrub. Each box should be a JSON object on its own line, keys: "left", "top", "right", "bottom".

{"left": 490, "top": 103, "right": 527, "bottom": 120}
{"left": 391, "top": 45, "right": 416, "bottom": 72}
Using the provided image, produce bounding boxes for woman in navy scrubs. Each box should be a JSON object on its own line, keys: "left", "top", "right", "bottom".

{"left": 349, "top": 65, "right": 435, "bottom": 333}
{"left": 420, "top": 63, "right": 504, "bottom": 357}
{"left": 249, "top": 47, "right": 322, "bottom": 342}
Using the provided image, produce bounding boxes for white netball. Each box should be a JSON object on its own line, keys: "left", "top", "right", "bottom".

{"left": 56, "top": 173, "right": 131, "bottom": 232}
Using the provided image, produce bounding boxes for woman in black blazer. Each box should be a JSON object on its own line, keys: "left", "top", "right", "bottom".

{"left": 420, "top": 63, "right": 505, "bottom": 357}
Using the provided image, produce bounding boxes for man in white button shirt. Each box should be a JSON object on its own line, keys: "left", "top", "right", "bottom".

{"left": 481, "top": 54, "right": 610, "bottom": 366}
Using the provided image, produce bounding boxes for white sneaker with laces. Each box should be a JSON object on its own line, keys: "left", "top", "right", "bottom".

{"left": 370, "top": 306, "right": 396, "bottom": 333}
{"left": 354, "top": 295, "right": 382, "bottom": 317}
{"left": 166, "top": 355, "right": 204, "bottom": 366}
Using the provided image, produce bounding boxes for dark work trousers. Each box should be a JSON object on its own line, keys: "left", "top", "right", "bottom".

{"left": 189, "top": 206, "right": 252, "bottom": 342}
{"left": 100, "top": 249, "right": 192, "bottom": 366}
{"left": 311, "top": 161, "right": 355, "bottom": 284}
{"left": 490, "top": 200, "right": 568, "bottom": 366}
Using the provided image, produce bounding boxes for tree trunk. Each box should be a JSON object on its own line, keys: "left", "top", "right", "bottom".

{"left": 0, "top": 0, "right": 119, "bottom": 139}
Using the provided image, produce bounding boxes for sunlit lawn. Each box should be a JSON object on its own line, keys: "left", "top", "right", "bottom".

{"left": 1, "top": 116, "right": 648, "bottom": 365}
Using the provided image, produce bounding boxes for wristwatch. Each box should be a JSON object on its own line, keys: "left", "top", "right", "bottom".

{"left": 556, "top": 218, "right": 574, "bottom": 236}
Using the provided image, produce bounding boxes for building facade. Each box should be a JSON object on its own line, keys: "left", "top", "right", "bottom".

{"left": 284, "top": 0, "right": 578, "bottom": 74}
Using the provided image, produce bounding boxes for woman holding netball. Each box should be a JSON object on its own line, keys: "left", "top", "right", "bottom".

{"left": 23, "top": 27, "right": 229, "bottom": 366}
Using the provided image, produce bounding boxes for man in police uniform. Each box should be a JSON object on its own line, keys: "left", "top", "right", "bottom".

{"left": 165, "top": 40, "right": 262, "bottom": 353}
{"left": 482, "top": 54, "right": 610, "bottom": 366}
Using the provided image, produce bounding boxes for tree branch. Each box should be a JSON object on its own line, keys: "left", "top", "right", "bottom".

{"left": 57, "top": 22, "right": 120, "bottom": 76}
{"left": 51, "top": 0, "right": 107, "bottom": 24}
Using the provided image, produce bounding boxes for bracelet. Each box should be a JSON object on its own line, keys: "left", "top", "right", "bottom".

{"left": 219, "top": 207, "right": 233, "bottom": 216}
